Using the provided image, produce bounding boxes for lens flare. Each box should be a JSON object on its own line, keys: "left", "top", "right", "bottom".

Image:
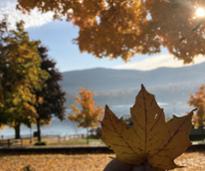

{"left": 195, "top": 7, "right": 205, "bottom": 18}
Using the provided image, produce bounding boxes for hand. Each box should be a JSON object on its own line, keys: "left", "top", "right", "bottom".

{"left": 103, "top": 159, "right": 145, "bottom": 171}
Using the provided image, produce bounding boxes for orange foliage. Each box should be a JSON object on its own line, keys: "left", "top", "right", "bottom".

{"left": 18, "top": 0, "right": 205, "bottom": 62}
{"left": 189, "top": 85, "right": 205, "bottom": 128}
{"left": 68, "top": 88, "right": 103, "bottom": 128}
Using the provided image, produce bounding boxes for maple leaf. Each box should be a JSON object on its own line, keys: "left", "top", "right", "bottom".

{"left": 101, "top": 85, "right": 195, "bottom": 170}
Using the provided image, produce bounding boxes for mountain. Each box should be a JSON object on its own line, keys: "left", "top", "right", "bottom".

{"left": 61, "top": 62, "right": 205, "bottom": 116}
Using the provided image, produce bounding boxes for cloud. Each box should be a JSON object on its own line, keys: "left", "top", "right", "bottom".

{"left": 0, "top": 0, "right": 54, "bottom": 29}
{"left": 114, "top": 54, "right": 205, "bottom": 71}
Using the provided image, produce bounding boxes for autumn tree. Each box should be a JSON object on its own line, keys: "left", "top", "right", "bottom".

{"left": 189, "top": 85, "right": 205, "bottom": 129}
{"left": 18, "top": 0, "right": 205, "bottom": 62}
{"left": 34, "top": 46, "right": 66, "bottom": 143}
{"left": 68, "top": 88, "right": 103, "bottom": 143}
{"left": 0, "top": 20, "right": 48, "bottom": 139}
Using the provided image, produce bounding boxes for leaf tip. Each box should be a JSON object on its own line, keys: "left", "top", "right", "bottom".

{"left": 188, "top": 108, "right": 197, "bottom": 117}
{"left": 141, "top": 84, "right": 146, "bottom": 90}
{"left": 105, "top": 105, "right": 110, "bottom": 111}
{"left": 192, "top": 108, "right": 197, "bottom": 113}
{"left": 104, "top": 105, "right": 112, "bottom": 119}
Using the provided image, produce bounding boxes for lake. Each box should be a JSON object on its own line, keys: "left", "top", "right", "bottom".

{"left": 0, "top": 102, "right": 191, "bottom": 138}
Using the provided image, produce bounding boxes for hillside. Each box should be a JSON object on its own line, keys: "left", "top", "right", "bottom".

{"left": 61, "top": 62, "right": 205, "bottom": 116}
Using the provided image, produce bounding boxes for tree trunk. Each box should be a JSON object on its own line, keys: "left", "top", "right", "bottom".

{"left": 36, "top": 118, "right": 41, "bottom": 143}
{"left": 14, "top": 123, "right": 21, "bottom": 139}
{"left": 86, "top": 128, "right": 89, "bottom": 144}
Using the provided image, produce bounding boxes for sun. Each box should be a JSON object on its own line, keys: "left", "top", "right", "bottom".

{"left": 195, "top": 7, "right": 205, "bottom": 18}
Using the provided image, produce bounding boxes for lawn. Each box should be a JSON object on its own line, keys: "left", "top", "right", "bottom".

{"left": 0, "top": 152, "right": 204, "bottom": 171}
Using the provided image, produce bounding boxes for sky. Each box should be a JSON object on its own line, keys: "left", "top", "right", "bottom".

{"left": 1, "top": 0, "right": 205, "bottom": 72}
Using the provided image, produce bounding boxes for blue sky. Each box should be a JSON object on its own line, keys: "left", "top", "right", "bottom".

{"left": 1, "top": 0, "right": 205, "bottom": 72}
{"left": 27, "top": 21, "right": 133, "bottom": 72}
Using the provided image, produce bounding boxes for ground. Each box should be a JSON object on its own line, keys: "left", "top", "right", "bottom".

{"left": 0, "top": 152, "right": 204, "bottom": 171}
{"left": 0, "top": 137, "right": 104, "bottom": 147}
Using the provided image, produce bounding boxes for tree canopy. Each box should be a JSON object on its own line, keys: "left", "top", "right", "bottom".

{"left": 36, "top": 46, "right": 65, "bottom": 121}
{"left": 34, "top": 46, "right": 66, "bottom": 143}
{"left": 68, "top": 88, "right": 103, "bottom": 129}
{"left": 0, "top": 20, "right": 48, "bottom": 138}
{"left": 18, "top": 0, "right": 205, "bottom": 62}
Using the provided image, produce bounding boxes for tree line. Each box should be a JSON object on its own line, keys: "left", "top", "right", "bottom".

{"left": 0, "top": 19, "right": 66, "bottom": 142}
{"left": 0, "top": 19, "right": 104, "bottom": 144}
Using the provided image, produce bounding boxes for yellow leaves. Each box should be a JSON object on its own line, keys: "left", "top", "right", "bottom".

{"left": 101, "top": 85, "right": 194, "bottom": 170}
{"left": 2, "top": 21, "right": 47, "bottom": 91}
{"left": 23, "top": 102, "right": 37, "bottom": 116}
{"left": 0, "top": 20, "right": 50, "bottom": 125}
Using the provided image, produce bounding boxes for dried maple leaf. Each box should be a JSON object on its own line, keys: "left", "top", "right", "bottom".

{"left": 101, "top": 85, "right": 195, "bottom": 170}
